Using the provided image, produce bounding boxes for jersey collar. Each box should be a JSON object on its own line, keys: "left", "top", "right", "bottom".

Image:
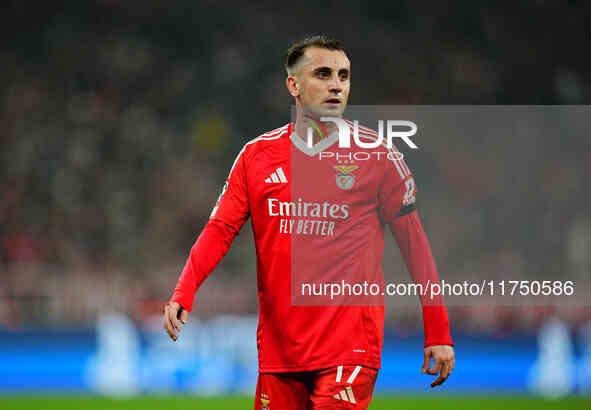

{"left": 290, "top": 125, "right": 339, "bottom": 157}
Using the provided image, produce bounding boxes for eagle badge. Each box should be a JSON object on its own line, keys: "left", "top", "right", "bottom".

{"left": 334, "top": 165, "right": 358, "bottom": 190}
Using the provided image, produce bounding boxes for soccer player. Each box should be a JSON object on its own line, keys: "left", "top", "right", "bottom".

{"left": 163, "top": 35, "right": 454, "bottom": 409}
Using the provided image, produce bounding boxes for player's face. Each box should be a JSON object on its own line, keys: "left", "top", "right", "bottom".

{"left": 288, "top": 47, "right": 350, "bottom": 118}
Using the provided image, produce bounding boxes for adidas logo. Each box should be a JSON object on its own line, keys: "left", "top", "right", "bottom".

{"left": 265, "top": 167, "right": 288, "bottom": 183}
{"left": 333, "top": 365, "right": 361, "bottom": 404}
{"left": 333, "top": 386, "right": 356, "bottom": 403}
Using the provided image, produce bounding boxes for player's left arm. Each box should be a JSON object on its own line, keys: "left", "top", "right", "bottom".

{"left": 378, "top": 156, "right": 454, "bottom": 388}
{"left": 389, "top": 208, "right": 455, "bottom": 388}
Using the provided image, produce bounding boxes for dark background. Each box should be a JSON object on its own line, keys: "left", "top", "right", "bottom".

{"left": 1, "top": 0, "right": 590, "bottom": 336}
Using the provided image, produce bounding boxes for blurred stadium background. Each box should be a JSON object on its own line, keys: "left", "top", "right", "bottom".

{"left": 1, "top": 0, "right": 591, "bottom": 408}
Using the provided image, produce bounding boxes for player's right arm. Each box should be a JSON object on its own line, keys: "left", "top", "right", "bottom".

{"left": 163, "top": 147, "right": 250, "bottom": 341}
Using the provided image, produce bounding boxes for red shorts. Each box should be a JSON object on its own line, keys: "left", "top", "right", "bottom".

{"left": 254, "top": 365, "right": 379, "bottom": 410}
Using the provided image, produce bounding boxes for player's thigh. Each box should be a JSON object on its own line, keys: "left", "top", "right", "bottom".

{"left": 308, "top": 365, "right": 378, "bottom": 409}
{"left": 254, "top": 372, "right": 311, "bottom": 410}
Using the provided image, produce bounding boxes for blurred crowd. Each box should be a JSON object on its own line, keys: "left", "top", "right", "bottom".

{"left": 1, "top": 1, "right": 591, "bottom": 333}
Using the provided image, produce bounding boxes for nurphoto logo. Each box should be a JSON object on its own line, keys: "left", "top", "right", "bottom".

{"left": 305, "top": 116, "right": 419, "bottom": 150}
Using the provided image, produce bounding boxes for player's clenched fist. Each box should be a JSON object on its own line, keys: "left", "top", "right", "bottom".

{"left": 163, "top": 301, "right": 188, "bottom": 341}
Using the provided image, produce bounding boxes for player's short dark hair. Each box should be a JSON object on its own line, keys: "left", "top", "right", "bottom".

{"left": 285, "top": 35, "right": 349, "bottom": 74}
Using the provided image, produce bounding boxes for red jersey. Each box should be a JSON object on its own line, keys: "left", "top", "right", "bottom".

{"left": 171, "top": 121, "right": 452, "bottom": 373}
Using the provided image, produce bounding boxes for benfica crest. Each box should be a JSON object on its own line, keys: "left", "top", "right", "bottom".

{"left": 334, "top": 165, "right": 358, "bottom": 190}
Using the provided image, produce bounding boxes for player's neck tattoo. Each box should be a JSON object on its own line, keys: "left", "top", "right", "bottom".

{"left": 301, "top": 114, "right": 331, "bottom": 146}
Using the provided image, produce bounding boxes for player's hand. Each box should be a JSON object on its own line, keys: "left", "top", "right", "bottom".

{"left": 421, "top": 345, "right": 454, "bottom": 388}
{"left": 163, "top": 301, "right": 189, "bottom": 342}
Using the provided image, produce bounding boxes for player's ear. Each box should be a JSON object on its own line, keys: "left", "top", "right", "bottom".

{"left": 286, "top": 75, "right": 299, "bottom": 97}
